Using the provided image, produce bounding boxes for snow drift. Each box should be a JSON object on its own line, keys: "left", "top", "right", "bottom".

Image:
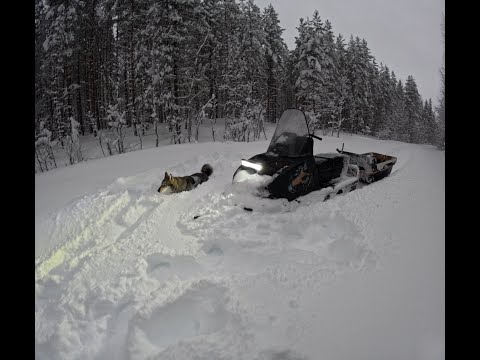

{"left": 35, "top": 134, "right": 444, "bottom": 360}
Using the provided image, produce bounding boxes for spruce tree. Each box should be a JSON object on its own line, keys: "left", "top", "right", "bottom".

{"left": 263, "top": 4, "right": 288, "bottom": 122}
{"left": 404, "top": 75, "right": 423, "bottom": 143}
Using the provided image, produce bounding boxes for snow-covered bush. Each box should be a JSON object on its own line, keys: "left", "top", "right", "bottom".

{"left": 106, "top": 104, "right": 127, "bottom": 154}
{"left": 63, "top": 117, "right": 83, "bottom": 165}
{"left": 35, "top": 121, "right": 57, "bottom": 172}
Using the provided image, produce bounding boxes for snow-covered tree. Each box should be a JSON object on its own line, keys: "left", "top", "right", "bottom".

{"left": 64, "top": 117, "right": 83, "bottom": 165}
{"left": 436, "top": 13, "right": 445, "bottom": 150}
{"left": 436, "top": 67, "right": 445, "bottom": 149}
{"left": 346, "top": 37, "right": 375, "bottom": 134}
{"left": 35, "top": 120, "right": 57, "bottom": 172}
{"left": 404, "top": 75, "right": 423, "bottom": 143}
{"left": 223, "top": 0, "right": 269, "bottom": 142}
{"left": 294, "top": 12, "right": 325, "bottom": 128}
{"left": 421, "top": 99, "right": 437, "bottom": 144}
{"left": 35, "top": 0, "right": 439, "bottom": 171}
{"left": 328, "top": 34, "right": 350, "bottom": 137}
{"left": 391, "top": 76, "right": 408, "bottom": 142}
{"left": 263, "top": 4, "right": 288, "bottom": 122}
{"left": 40, "top": 1, "right": 79, "bottom": 142}
{"left": 106, "top": 103, "right": 127, "bottom": 154}
{"left": 376, "top": 64, "right": 394, "bottom": 139}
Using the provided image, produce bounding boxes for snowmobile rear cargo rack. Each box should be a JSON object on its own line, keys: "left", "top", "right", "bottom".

{"left": 337, "top": 145, "right": 397, "bottom": 184}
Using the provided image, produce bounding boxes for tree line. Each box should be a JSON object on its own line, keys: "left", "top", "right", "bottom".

{"left": 35, "top": 0, "right": 444, "bottom": 171}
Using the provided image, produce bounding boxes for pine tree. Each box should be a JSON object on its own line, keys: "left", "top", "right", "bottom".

{"left": 294, "top": 12, "right": 325, "bottom": 130}
{"left": 278, "top": 50, "right": 297, "bottom": 111}
{"left": 41, "top": 1, "right": 79, "bottom": 142}
{"left": 368, "top": 58, "right": 382, "bottom": 135}
{"left": 389, "top": 75, "right": 407, "bottom": 141}
{"left": 35, "top": 0, "right": 48, "bottom": 132}
{"left": 422, "top": 99, "right": 437, "bottom": 144}
{"left": 436, "top": 13, "right": 445, "bottom": 149}
{"left": 376, "top": 64, "right": 394, "bottom": 139}
{"left": 436, "top": 67, "right": 445, "bottom": 148}
{"left": 344, "top": 36, "right": 363, "bottom": 133}
{"left": 263, "top": 4, "right": 288, "bottom": 122}
{"left": 224, "top": 0, "right": 267, "bottom": 142}
{"left": 329, "top": 34, "right": 350, "bottom": 136}
{"left": 404, "top": 75, "right": 423, "bottom": 143}
{"left": 216, "top": 0, "right": 242, "bottom": 120}
{"left": 356, "top": 38, "right": 375, "bottom": 134}
{"left": 318, "top": 20, "right": 338, "bottom": 134}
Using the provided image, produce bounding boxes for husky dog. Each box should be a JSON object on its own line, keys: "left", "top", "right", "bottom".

{"left": 158, "top": 164, "right": 213, "bottom": 194}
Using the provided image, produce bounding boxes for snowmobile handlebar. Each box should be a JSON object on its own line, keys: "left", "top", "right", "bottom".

{"left": 309, "top": 134, "right": 323, "bottom": 141}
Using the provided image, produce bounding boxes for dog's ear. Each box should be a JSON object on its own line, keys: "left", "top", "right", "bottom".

{"left": 168, "top": 173, "right": 173, "bottom": 180}
{"left": 164, "top": 171, "right": 169, "bottom": 179}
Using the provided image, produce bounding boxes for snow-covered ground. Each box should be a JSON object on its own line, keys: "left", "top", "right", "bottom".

{"left": 35, "top": 129, "right": 444, "bottom": 360}
{"left": 35, "top": 118, "right": 235, "bottom": 173}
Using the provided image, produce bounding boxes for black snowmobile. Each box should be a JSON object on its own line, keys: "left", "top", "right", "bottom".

{"left": 232, "top": 109, "right": 360, "bottom": 202}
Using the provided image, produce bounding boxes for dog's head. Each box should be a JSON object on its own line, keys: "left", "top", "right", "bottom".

{"left": 158, "top": 172, "right": 174, "bottom": 193}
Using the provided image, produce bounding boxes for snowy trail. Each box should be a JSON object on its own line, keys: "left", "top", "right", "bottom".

{"left": 35, "top": 137, "right": 444, "bottom": 360}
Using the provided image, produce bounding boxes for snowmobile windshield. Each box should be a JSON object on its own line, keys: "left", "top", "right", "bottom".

{"left": 267, "top": 109, "right": 311, "bottom": 157}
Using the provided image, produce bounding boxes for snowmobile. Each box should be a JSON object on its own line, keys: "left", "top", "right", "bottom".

{"left": 232, "top": 109, "right": 360, "bottom": 203}
{"left": 336, "top": 146, "right": 397, "bottom": 184}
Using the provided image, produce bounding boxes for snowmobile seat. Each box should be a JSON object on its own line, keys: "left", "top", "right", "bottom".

{"left": 314, "top": 154, "right": 345, "bottom": 183}
{"left": 314, "top": 153, "right": 343, "bottom": 167}
{"left": 314, "top": 156, "right": 328, "bottom": 167}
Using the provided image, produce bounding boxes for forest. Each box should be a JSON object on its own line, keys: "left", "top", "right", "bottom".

{"left": 35, "top": 0, "right": 445, "bottom": 172}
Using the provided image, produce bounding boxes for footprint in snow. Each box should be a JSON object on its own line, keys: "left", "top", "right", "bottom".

{"left": 128, "top": 282, "right": 234, "bottom": 352}
{"left": 255, "top": 348, "right": 309, "bottom": 360}
{"left": 145, "top": 253, "right": 204, "bottom": 283}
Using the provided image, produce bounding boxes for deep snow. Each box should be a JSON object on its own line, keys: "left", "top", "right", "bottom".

{"left": 35, "top": 131, "right": 444, "bottom": 360}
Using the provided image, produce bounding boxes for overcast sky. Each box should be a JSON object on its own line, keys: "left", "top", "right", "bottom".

{"left": 256, "top": 0, "right": 445, "bottom": 105}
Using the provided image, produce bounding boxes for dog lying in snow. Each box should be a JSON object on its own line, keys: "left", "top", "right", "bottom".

{"left": 157, "top": 164, "right": 213, "bottom": 194}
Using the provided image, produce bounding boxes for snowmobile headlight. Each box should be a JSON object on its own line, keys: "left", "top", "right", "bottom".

{"left": 241, "top": 159, "right": 262, "bottom": 172}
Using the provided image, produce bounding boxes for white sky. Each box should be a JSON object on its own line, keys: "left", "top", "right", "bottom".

{"left": 256, "top": 0, "right": 445, "bottom": 105}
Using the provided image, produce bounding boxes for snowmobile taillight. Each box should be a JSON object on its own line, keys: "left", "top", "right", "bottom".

{"left": 241, "top": 159, "right": 262, "bottom": 172}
